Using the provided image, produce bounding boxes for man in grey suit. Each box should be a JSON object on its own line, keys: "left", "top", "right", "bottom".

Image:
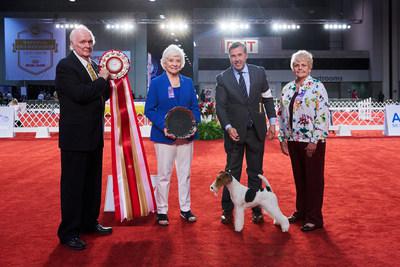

{"left": 216, "top": 41, "right": 276, "bottom": 224}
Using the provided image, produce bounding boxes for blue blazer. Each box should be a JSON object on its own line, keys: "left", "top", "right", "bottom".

{"left": 144, "top": 72, "right": 201, "bottom": 144}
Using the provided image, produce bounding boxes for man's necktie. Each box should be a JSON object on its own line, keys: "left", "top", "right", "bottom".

{"left": 87, "top": 62, "right": 98, "bottom": 81}
{"left": 238, "top": 71, "right": 248, "bottom": 98}
{"left": 87, "top": 62, "right": 104, "bottom": 104}
{"left": 238, "top": 71, "right": 253, "bottom": 128}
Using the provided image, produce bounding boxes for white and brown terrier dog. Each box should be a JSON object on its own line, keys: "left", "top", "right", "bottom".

{"left": 210, "top": 171, "right": 290, "bottom": 233}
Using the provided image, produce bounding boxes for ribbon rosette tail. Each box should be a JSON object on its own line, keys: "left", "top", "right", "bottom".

{"left": 100, "top": 50, "right": 156, "bottom": 221}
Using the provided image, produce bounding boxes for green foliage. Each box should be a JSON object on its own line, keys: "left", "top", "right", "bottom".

{"left": 198, "top": 120, "right": 224, "bottom": 140}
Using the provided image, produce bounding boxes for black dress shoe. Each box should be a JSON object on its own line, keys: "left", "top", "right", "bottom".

{"left": 221, "top": 211, "right": 233, "bottom": 224}
{"left": 301, "top": 223, "right": 322, "bottom": 232}
{"left": 61, "top": 237, "right": 86, "bottom": 251}
{"left": 288, "top": 215, "right": 303, "bottom": 224}
{"left": 252, "top": 211, "right": 264, "bottom": 224}
{"left": 85, "top": 224, "right": 112, "bottom": 235}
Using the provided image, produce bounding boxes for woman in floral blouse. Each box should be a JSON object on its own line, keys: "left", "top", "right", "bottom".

{"left": 277, "top": 50, "right": 329, "bottom": 232}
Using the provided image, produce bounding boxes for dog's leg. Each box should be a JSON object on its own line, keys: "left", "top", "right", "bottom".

{"left": 234, "top": 207, "right": 245, "bottom": 232}
{"left": 261, "top": 197, "right": 290, "bottom": 232}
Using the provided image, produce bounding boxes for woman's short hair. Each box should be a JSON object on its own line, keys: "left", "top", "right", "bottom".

{"left": 160, "top": 44, "right": 186, "bottom": 71}
{"left": 290, "top": 50, "right": 313, "bottom": 70}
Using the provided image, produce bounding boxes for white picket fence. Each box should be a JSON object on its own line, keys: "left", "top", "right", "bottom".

{"left": 8, "top": 99, "right": 399, "bottom": 137}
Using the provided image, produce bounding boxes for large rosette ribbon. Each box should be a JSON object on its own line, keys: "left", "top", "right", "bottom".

{"left": 100, "top": 50, "right": 156, "bottom": 221}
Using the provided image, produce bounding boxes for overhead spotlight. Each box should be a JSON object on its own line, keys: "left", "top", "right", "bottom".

{"left": 149, "top": 0, "right": 156, "bottom": 2}
{"left": 55, "top": 24, "right": 60, "bottom": 29}
{"left": 106, "top": 22, "right": 135, "bottom": 31}
{"left": 160, "top": 15, "right": 165, "bottom": 19}
{"left": 271, "top": 22, "right": 300, "bottom": 31}
{"left": 323, "top": 23, "right": 351, "bottom": 30}
{"left": 69, "top": 0, "right": 76, "bottom": 2}
{"left": 219, "top": 20, "right": 250, "bottom": 32}
{"left": 160, "top": 20, "right": 189, "bottom": 34}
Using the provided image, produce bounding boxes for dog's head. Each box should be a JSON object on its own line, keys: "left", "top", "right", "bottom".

{"left": 210, "top": 171, "right": 233, "bottom": 195}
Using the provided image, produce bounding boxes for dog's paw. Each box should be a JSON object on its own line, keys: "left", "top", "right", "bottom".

{"left": 280, "top": 220, "right": 290, "bottom": 232}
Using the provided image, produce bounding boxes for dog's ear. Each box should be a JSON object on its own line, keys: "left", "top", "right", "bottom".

{"left": 221, "top": 172, "right": 233, "bottom": 184}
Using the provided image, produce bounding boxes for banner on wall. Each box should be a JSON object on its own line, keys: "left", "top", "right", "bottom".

{"left": 4, "top": 18, "right": 66, "bottom": 80}
{"left": 384, "top": 104, "right": 400, "bottom": 136}
{"left": 223, "top": 39, "right": 259, "bottom": 54}
{"left": 0, "top": 107, "right": 14, "bottom": 138}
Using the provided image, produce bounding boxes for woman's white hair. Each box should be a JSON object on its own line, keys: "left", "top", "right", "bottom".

{"left": 160, "top": 44, "right": 185, "bottom": 70}
{"left": 290, "top": 50, "right": 313, "bottom": 70}
{"left": 69, "top": 25, "right": 96, "bottom": 50}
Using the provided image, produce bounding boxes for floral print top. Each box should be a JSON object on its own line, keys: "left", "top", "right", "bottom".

{"left": 278, "top": 75, "right": 329, "bottom": 144}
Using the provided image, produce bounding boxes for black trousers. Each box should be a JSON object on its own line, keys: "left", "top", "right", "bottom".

{"left": 222, "top": 126, "right": 264, "bottom": 212}
{"left": 57, "top": 147, "right": 103, "bottom": 242}
{"left": 287, "top": 141, "right": 326, "bottom": 226}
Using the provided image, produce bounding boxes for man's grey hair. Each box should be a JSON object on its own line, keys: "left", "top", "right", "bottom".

{"left": 160, "top": 44, "right": 186, "bottom": 70}
{"left": 290, "top": 50, "right": 313, "bottom": 70}
{"left": 69, "top": 25, "right": 96, "bottom": 50}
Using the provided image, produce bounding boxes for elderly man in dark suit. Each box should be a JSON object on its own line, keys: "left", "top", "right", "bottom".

{"left": 55, "top": 25, "right": 112, "bottom": 250}
{"left": 216, "top": 41, "right": 277, "bottom": 224}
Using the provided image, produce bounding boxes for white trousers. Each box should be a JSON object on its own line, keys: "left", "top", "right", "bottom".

{"left": 154, "top": 142, "right": 194, "bottom": 214}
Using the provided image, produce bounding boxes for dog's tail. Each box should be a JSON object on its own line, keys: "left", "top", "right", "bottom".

{"left": 258, "top": 174, "right": 273, "bottom": 192}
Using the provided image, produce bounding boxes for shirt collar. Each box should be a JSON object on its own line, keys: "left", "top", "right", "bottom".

{"left": 73, "top": 50, "right": 92, "bottom": 68}
{"left": 232, "top": 64, "right": 249, "bottom": 75}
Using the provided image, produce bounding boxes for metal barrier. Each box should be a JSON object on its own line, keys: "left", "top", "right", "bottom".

{"left": 11, "top": 99, "right": 399, "bottom": 136}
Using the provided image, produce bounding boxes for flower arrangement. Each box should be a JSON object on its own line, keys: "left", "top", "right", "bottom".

{"left": 197, "top": 100, "right": 223, "bottom": 140}
{"left": 199, "top": 101, "right": 215, "bottom": 117}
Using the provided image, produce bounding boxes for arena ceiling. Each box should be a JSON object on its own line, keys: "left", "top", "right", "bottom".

{"left": 1, "top": 0, "right": 335, "bottom": 15}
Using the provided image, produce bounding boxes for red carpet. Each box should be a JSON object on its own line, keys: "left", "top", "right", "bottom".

{"left": 1, "top": 136, "right": 400, "bottom": 266}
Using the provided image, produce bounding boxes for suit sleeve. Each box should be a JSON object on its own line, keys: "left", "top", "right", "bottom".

{"left": 215, "top": 74, "right": 230, "bottom": 129}
{"left": 144, "top": 79, "right": 165, "bottom": 131}
{"left": 260, "top": 68, "right": 276, "bottom": 122}
{"left": 55, "top": 60, "right": 108, "bottom": 104}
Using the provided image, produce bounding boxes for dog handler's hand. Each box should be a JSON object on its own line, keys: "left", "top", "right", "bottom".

{"left": 280, "top": 141, "right": 289, "bottom": 156}
{"left": 267, "top": 125, "right": 275, "bottom": 140}
{"left": 305, "top": 142, "right": 317, "bottom": 157}
{"left": 227, "top": 127, "right": 240, "bottom": 142}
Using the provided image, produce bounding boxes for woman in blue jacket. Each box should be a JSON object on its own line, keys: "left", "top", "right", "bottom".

{"left": 145, "top": 44, "right": 201, "bottom": 226}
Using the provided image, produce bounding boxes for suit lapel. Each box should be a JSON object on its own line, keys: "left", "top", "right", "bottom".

{"left": 248, "top": 65, "right": 257, "bottom": 101}
{"left": 226, "top": 69, "right": 246, "bottom": 102}
{"left": 92, "top": 61, "right": 99, "bottom": 74}
{"left": 69, "top": 52, "right": 94, "bottom": 82}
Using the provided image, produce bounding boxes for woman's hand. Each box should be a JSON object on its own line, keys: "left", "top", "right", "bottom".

{"left": 267, "top": 126, "right": 276, "bottom": 140}
{"left": 189, "top": 126, "right": 197, "bottom": 137}
{"left": 305, "top": 143, "right": 317, "bottom": 157}
{"left": 164, "top": 128, "right": 176, "bottom": 139}
{"left": 280, "top": 141, "right": 289, "bottom": 156}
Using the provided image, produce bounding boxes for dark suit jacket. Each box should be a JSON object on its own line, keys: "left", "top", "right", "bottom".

{"left": 216, "top": 64, "right": 276, "bottom": 142}
{"left": 55, "top": 52, "right": 110, "bottom": 151}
